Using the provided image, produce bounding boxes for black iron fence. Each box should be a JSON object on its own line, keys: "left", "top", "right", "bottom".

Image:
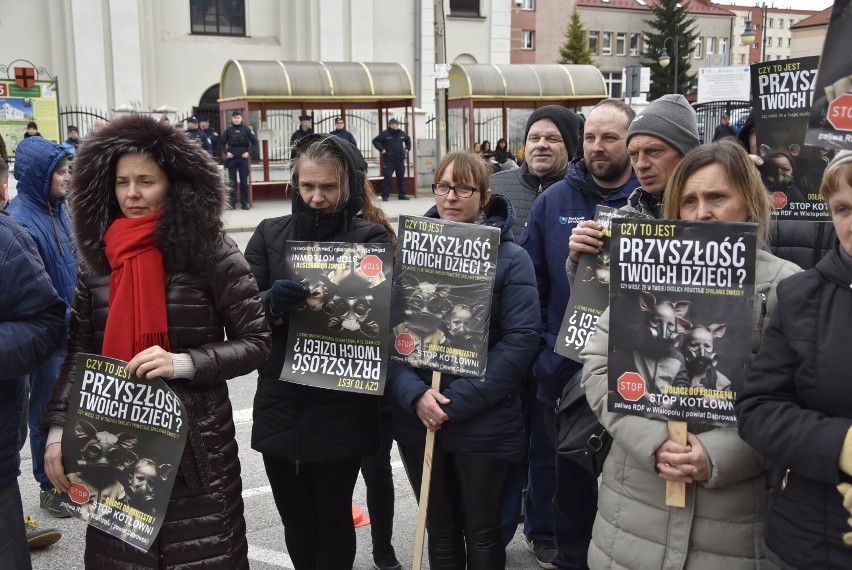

{"left": 692, "top": 100, "right": 752, "bottom": 145}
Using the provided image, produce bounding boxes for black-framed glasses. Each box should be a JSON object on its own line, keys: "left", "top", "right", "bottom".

{"left": 431, "top": 182, "right": 480, "bottom": 198}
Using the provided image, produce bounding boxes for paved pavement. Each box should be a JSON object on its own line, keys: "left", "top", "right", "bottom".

{"left": 20, "top": 188, "right": 545, "bottom": 569}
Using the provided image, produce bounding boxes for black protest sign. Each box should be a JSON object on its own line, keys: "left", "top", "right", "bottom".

{"left": 607, "top": 220, "right": 757, "bottom": 427}
{"left": 390, "top": 215, "right": 500, "bottom": 378}
{"left": 751, "top": 56, "right": 830, "bottom": 220}
{"left": 59, "top": 354, "right": 187, "bottom": 552}
{"left": 556, "top": 205, "right": 649, "bottom": 362}
{"left": 281, "top": 242, "right": 393, "bottom": 395}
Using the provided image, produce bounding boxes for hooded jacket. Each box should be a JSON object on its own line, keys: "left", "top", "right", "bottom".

{"left": 42, "top": 115, "right": 271, "bottom": 570}
{"left": 387, "top": 193, "right": 541, "bottom": 461}
{"left": 0, "top": 212, "right": 66, "bottom": 485}
{"left": 737, "top": 245, "right": 852, "bottom": 569}
{"left": 581, "top": 249, "right": 801, "bottom": 570}
{"left": 7, "top": 136, "right": 77, "bottom": 310}
{"left": 519, "top": 157, "right": 640, "bottom": 405}
{"left": 247, "top": 134, "right": 389, "bottom": 465}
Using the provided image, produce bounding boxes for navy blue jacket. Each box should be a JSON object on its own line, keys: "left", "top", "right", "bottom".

{"left": 372, "top": 128, "right": 411, "bottom": 160}
{"left": 222, "top": 123, "right": 257, "bottom": 156}
{"left": 519, "top": 158, "right": 640, "bottom": 405}
{"left": 7, "top": 136, "right": 77, "bottom": 311}
{"left": 388, "top": 194, "right": 541, "bottom": 462}
{"left": 185, "top": 127, "right": 213, "bottom": 155}
{"left": 0, "top": 212, "right": 66, "bottom": 484}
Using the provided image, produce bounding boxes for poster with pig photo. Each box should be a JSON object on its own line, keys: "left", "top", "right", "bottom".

{"left": 58, "top": 353, "right": 187, "bottom": 552}
{"left": 750, "top": 55, "right": 831, "bottom": 220}
{"left": 389, "top": 215, "right": 500, "bottom": 378}
{"left": 606, "top": 220, "right": 757, "bottom": 427}
{"left": 555, "top": 205, "right": 649, "bottom": 362}
{"left": 281, "top": 242, "right": 393, "bottom": 395}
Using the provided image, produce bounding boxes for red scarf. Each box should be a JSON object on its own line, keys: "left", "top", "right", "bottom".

{"left": 102, "top": 213, "right": 170, "bottom": 361}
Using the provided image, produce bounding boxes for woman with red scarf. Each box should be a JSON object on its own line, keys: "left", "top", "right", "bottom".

{"left": 41, "top": 115, "right": 271, "bottom": 569}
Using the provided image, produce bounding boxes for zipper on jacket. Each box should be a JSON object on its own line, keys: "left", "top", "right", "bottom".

{"left": 755, "top": 291, "right": 768, "bottom": 353}
{"left": 295, "top": 459, "right": 300, "bottom": 476}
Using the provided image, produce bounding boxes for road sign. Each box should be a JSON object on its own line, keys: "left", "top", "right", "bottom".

{"left": 770, "top": 192, "right": 788, "bottom": 210}
{"left": 360, "top": 254, "right": 383, "bottom": 278}
{"left": 827, "top": 94, "right": 852, "bottom": 131}
{"left": 616, "top": 372, "right": 646, "bottom": 402}
{"left": 395, "top": 333, "right": 416, "bottom": 356}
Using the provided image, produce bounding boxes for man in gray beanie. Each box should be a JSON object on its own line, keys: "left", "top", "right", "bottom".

{"left": 623, "top": 93, "right": 700, "bottom": 218}
{"left": 490, "top": 105, "right": 583, "bottom": 238}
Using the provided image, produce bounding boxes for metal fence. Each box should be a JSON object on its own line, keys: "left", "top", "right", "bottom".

{"left": 692, "top": 100, "right": 752, "bottom": 145}
{"left": 58, "top": 106, "right": 110, "bottom": 139}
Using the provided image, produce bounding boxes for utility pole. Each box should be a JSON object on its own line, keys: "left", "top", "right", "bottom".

{"left": 434, "top": 0, "right": 448, "bottom": 163}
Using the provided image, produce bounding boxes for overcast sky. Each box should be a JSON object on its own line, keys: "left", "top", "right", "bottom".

{"left": 714, "top": 0, "right": 835, "bottom": 10}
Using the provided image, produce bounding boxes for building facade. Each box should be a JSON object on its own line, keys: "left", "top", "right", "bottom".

{"left": 720, "top": 4, "right": 817, "bottom": 66}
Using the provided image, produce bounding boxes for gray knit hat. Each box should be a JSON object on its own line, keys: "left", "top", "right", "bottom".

{"left": 626, "top": 94, "right": 700, "bottom": 157}
{"left": 824, "top": 150, "right": 852, "bottom": 177}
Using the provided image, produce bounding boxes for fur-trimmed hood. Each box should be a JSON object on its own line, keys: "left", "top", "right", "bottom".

{"left": 70, "top": 114, "right": 226, "bottom": 273}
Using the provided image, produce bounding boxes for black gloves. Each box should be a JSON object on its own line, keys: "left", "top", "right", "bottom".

{"left": 269, "top": 279, "right": 309, "bottom": 316}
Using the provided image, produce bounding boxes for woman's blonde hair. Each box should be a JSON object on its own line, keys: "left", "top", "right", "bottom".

{"left": 664, "top": 140, "right": 771, "bottom": 247}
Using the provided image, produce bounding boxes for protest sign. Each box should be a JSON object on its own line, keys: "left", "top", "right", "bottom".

{"left": 556, "top": 205, "right": 649, "bottom": 362}
{"left": 389, "top": 215, "right": 499, "bottom": 377}
{"left": 281, "top": 241, "right": 393, "bottom": 395}
{"left": 57, "top": 354, "right": 187, "bottom": 552}
{"left": 806, "top": 0, "right": 852, "bottom": 151}
{"left": 606, "top": 219, "right": 757, "bottom": 427}
{"left": 751, "top": 56, "right": 829, "bottom": 220}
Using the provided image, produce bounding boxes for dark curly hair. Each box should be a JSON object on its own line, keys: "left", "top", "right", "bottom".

{"left": 70, "top": 114, "right": 225, "bottom": 275}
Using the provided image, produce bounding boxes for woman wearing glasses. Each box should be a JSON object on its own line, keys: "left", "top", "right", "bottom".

{"left": 388, "top": 151, "right": 541, "bottom": 569}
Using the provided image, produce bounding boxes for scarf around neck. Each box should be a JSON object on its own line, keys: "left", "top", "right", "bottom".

{"left": 102, "top": 213, "right": 170, "bottom": 361}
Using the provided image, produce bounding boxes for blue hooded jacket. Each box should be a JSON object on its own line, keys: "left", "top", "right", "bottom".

{"left": 7, "top": 136, "right": 77, "bottom": 312}
{"left": 519, "top": 157, "right": 640, "bottom": 405}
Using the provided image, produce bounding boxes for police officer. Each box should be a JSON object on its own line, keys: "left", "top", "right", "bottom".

{"left": 184, "top": 116, "right": 212, "bottom": 155}
{"left": 222, "top": 111, "right": 258, "bottom": 210}
{"left": 372, "top": 118, "right": 411, "bottom": 201}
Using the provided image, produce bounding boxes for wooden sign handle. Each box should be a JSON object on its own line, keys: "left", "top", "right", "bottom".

{"left": 665, "top": 420, "right": 688, "bottom": 507}
{"left": 412, "top": 370, "right": 442, "bottom": 570}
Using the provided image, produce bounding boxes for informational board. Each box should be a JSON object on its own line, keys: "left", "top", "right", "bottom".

{"left": 58, "top": 354, "right": 187, "bottom": 552}
{"left": 606, "top": 220, "right": 757, "bottom": 427}
{"left": 0, "top": 72, "right": 61, "bottom": 153}
{"left": 697, "top": 66, "right": 751, "bottom": 103}
{"left": 389, "top": 215, "right": 499, "bottom": 378}
{"left": 281, "top": 242, "right": 393, "bottom": 395}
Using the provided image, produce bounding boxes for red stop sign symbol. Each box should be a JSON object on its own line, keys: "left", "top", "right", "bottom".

{"left": 827, "top": 93, "right": 852, "bottom": 131}
{"left": 360, "top": 254, "right": 383, "bottom": 278}
{"left": 68, "top": 482, "right": 90, "bottom": 505}
{"left": 395, "top": 332, "right": 416, "bottom": 355}
{"left": 617, "top": 372, "right": 646, "bottom": 402}
{"left": 770, "top": 191, "right": 788, "bottom": 210}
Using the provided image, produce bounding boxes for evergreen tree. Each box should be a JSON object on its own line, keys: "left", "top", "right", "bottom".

{"left": 559, "top": 8, "right": 595, "bottom": 65}
{"left": 643, "top": 0, "right": 699, "bottom": 100}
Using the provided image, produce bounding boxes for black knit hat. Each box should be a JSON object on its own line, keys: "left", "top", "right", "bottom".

{"left": 523, "top": 106, "right": 583, "bottom": 161}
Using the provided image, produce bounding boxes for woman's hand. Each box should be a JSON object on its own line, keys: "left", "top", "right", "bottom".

{"left": 654, "top": 432, "right": 709, "bottom": 483}
{"left": 44, "top": 442, "right": 70, "bottom": 493}
{"left": 415, "top": 388, "right": 450, "bottom": 432}
{"left": 569, "top": 220, "right": 605, "bottom": 263}
{"left": 127, "top": 345, "right": 174, "bottom": 380}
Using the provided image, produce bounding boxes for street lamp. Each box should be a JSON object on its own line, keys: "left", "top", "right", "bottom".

{"left": 659, "top": 37, "right": 679, "bottom": 94}
{"left": 740, "top": 3, "right": 767, "bottom": 62}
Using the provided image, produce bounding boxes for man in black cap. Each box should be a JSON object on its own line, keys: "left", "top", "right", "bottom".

{"left": 23, "top": 122, "right": 40, "bottom": 139}
{"left": 712, "top": 113, "right": 737, "bottom": 142}
{"left": 290, "top": 114, "right": 314, "bottom": 152}
{"left": 61, "top": 126, "right": 80, "bottom": 155}
{"left": 222, "top": 110, "right": 258, "bottom": 210}
{"left": 490, "top": 106, "right": 582, "bottom": 239}
{"left": 329, "top": 116, "right": 357, "bottom": 147}
{"left": 199, "top": 115, "right": 219, "bottom": 159}
{"left": 372, "top": 118, "right": 411, "bottom": 200}
{"left": 184, "top": 116, "right": 212, "bottom": 155}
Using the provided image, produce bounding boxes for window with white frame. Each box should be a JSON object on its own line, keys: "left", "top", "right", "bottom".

{"left": 777, "top": 37, "right": 782, "bottom": 47}
{"left": 603, "top": 72, "right": 622, "bottom": 99}
{"left": 588, "top": 31, "right": 599, "bottom": 54}
{"left": 707, "top": 37, "right": 715, "bottom": 55}
{"left": 642, "top": 34, "right": 650, "bottom": 56}
{"left": 521, "top": 0, "right": 534, "bottom": 9}
{"left": 190, "top": 0, "right": 246, "bottom": 36}
{"left": 521, "top": 30, "right": 535, "bottom": 49}
{"left": 719, "top": 37, "right": 727, "bottom": 54}
{"left": 602, "top": 32, "right": 612, "bottom": 55}
{"left": 694, "top": 36, "right": 703, "bottom": 59}
{"left": 449, "top": 0, "right": 480, "bottom": 16}
{"left": 629, "top": 33, "right": 640, "bottom": 56}
{"left": 616, "top": 33, "right": 626, "bottom": 56}
{"left": 768, "top": 18, "right": 774, "bottom": 28}
{"left": 739, "top": 53, "right": 746, "bottom": 64}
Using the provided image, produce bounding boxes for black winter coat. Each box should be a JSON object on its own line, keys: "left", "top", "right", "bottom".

{"left": 247, "top": 209, "right": 389, "bottom": 465}
{"left": 737, "top": 245, "right": 852, "bottom": 569}
{"left": 387, "top": 194, "right": 541, "bottom": 462}
{"left": 489, "top": 162, "right": 565, "bottom": 240}
{"left": 43, "top": 236, "right": 272, "bottom": 569}
{"left": 769, "top": 219, "right": 837, "bottom": 270}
